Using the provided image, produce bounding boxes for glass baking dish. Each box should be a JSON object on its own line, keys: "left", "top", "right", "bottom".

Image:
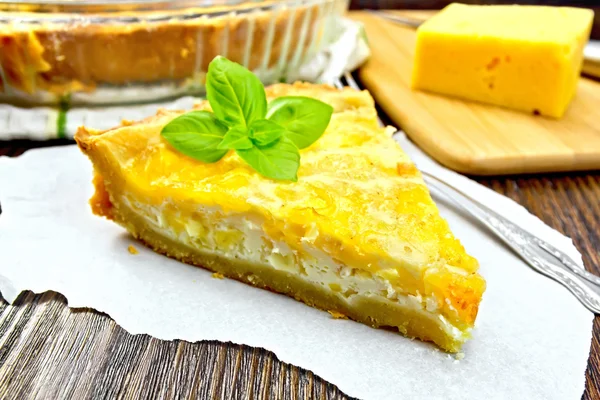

{"left": 0, "top": 0, "right": 348, "bottom": 106}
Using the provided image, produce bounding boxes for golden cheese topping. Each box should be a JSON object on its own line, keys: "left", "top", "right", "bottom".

{"left": 77, "top": 82, "right": 485, "bottom": 325}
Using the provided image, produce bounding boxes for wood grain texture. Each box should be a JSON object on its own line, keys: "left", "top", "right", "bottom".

{"left": 351, "top": 10, "right": 600, "bottom": 176}
{"left": 1, "top": 140, "right": 600, "bottom": 399}
{"left": 0, "top": 291, "right": 351, "bottom": 400}
{"left": 1, "top": 83, "right": 600, "bottom": 398}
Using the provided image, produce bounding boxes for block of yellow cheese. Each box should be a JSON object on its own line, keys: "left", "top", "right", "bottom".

{"left": 411, "top": 3, "right": 594, "bottom": 118}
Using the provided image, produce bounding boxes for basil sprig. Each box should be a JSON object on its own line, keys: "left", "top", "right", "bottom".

{"left": 160, "top": 56, "right": 333, "bottom": 182}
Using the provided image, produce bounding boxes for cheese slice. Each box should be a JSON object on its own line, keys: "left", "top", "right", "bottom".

{"left": 75, "top": 82, "right": 486, "bottom": 352}
{"left": 411, "top": 3, "right": 594, "bottom": 118}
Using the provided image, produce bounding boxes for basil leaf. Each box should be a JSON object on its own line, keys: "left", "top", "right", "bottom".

{"left": 161, "top": 110, "right": 228, "bottom": 163}
{"left": 236, "top": 137, "right": 300, "bottom": 182}
{"left": 248, "top": 119, "right": 285, "bottom": 147}
{"left": 217, "top": 126, "right": 253, "bottom": 150}
{"left": 266, "top": 96, "right": 333, "bottom": 149}
{"left": 206, "top": 56, "right": 267, "bottom": 128}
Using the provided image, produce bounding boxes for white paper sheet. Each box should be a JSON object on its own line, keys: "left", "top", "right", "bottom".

{"left": 0, "top": 135, "right": 593, "bottom": 400}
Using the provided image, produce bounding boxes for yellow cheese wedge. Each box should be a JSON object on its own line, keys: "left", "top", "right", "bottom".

{"left": 411, "top": 3, "right": 594, "bottom": 118}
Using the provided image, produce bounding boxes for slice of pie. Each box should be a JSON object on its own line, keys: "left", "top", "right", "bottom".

{"left": 75, "top": 82, "right": 486, "bottom": 352}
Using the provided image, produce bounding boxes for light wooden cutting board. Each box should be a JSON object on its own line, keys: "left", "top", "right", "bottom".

{"left": 350, "top": 11, "right": 600, "bottom": 176}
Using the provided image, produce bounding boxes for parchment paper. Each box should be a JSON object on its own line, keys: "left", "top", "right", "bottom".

{"left": 0, "top": 133, "right": 593, "bottom": 400}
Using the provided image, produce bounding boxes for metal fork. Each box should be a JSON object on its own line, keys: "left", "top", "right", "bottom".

{"left": 335, "top": 73, "right": 600, "bottom": 314}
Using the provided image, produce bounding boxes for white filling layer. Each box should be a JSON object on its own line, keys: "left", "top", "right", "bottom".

{"left": 123, "top": 197, "right": 466, "bottom": 340}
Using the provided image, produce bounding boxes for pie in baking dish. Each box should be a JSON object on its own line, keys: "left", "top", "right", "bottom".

{"left": 0, "top": 1, "right": 328, "bottom": 99}
{"left": 75, "top": 82, "right": 486, "bottom": 352}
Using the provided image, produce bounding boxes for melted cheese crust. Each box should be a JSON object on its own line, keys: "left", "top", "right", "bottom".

{"left": 76, "top": 82, "right": 486, "bottom": 331}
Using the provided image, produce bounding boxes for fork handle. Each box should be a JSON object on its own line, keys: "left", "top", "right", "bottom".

{"left": 425, "top": 172, "right": 600, "bottom": 285}
{"left": 482, "top": 210, "right": 600, "bottom": 314}
{"left": 426, "top": 176, "right": 600, "bottom": 314}
{"left": 458, "top": 185, "right": 600, "bottom": 289}
{"left": 534, "top": 240, "right": 600, "bottom": 287}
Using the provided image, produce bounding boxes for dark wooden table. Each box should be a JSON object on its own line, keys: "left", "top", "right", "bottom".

{"left": 2, "top": 143, "right": 599, "bottom": 400}
{"left": 1, "top": 119, "right": 600, "bottom": 397}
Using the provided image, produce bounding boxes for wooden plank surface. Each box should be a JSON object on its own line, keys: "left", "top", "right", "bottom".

{"left": 0, "top": 291, "right": 350, "bottom": 399}
{"left": 1, "top": 133, "right": 600, "bottom": 398}
{"left": 2, "top": 66, "right": 600, "bottom": 398}
{"left": 352, "top": 10, "right": 600, "bottom": 176}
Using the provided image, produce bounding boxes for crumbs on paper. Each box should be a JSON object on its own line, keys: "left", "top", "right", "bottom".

{"left": 328, "top": 310, "right": 348, "bottom": 320}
